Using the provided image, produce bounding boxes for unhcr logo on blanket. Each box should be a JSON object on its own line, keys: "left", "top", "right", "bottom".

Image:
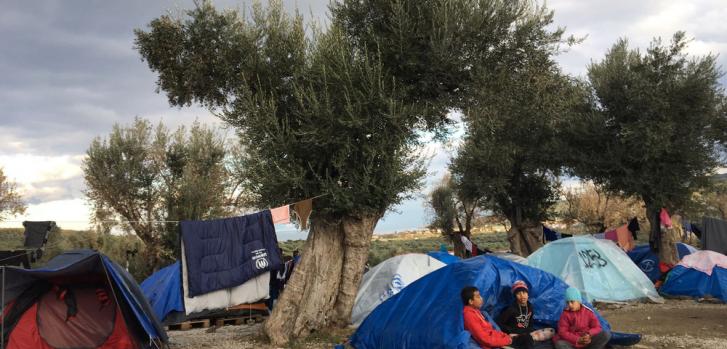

{"left": 252, "top": 249, "right": 269, "bottom": 269}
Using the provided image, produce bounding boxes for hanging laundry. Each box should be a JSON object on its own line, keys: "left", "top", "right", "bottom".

{"left": 615, "top": 224, "right": 634, "bottom": 251}
{"left": 701, "top": 217, "right": 727, "bottom": 255}
{"left": 604, "top": 229, "right": 618, "bottom": 242}
{"left": 180, "top": 210, "right": 283, "bottom": 297}
{"left": 660, "top": 208, "right": 672, "bottom": 228}
{"left": 627, "top": 217, "right": 640, "bottom": 240}
{"left": 649, "top": 210, "right": 661, "bottom": 252}
{"left": 270, "top": 204, "right": 290, "bottom": 224}
{"left": 292, "top": 198, "right": 313, "bottom": 230}
{"left": 543, "top": 226, "right": 561, "bottom": 242}
{"left": 460, "top": 235, "right": 473, "bottom": 253}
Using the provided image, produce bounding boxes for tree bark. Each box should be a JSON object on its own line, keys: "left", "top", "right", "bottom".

{"left": 263, "top": 214, "right": 379, "bottom": 345}
{"left": 507, "top": 223, "right": 543, "bottom": 257}
{"left": 660, "top": 214, "right": 681, "bottom": 265}
{"left": 644, "top": 203, "right": 679, "bottom": 265}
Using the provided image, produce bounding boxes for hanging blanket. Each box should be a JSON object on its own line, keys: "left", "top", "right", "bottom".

{"left": 181, "top": 210, "right": 282, "bottom": 297}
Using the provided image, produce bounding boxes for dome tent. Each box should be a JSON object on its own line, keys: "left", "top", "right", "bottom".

{"left": 1, "top": 250, "right": 167, "bottom": 349}
{"left": 527, "top": 235, "right": 662, "bottom": 303}
{"left": 351, "top": 253, "right": 445, "bottom": 326}
{"left": 350, "top": 255, "right": 641, "bottom": 349}
{"left": 660, "top": 250, "right": 727, "bottom": 302}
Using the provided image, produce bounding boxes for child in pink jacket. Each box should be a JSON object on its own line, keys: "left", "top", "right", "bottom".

{"left": 553, "top": 288, "right": 610, "bottom": 349}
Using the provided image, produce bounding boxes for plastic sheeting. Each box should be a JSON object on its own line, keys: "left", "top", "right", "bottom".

{"left": 627, "top": 243, "right": 699, "bottom": 282}
{"left": 487, "top": 252, "right": 528, "bottom": 265}
{"left": 427, "top": 251, "right": 461, "bottom": 265}
{"left": 140, "top": 261, "right": 184, "bottom": 322}
{"left": 351, "top": 253, "right": 446, "bottom": 327}
{"left": 661, "top": 250, "right": 727, "bottom": 302}
{"left": 527, "top": 235, "right": 662, "bottom": 303}
{"left": 676, "top": 242, "right": 699, "bottom": 260}
{"left": 350, "top": 255, "right": 612, "bottom": 349}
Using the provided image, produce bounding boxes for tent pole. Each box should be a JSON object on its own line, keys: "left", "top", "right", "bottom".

{"left": 2, "top": 266, "right": 5, "bottom": 349}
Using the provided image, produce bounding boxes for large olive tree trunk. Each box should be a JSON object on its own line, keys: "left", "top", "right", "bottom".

{"left": 645, "top": 204, "right": 680, "bottom": 265}
{"left": 506, "top": 208, "right": 543, "bottom": 257}
{"left": 263, "top": 214, "right": 379, "bottom": 345}
{"left": 507, "top": 224, "right": 543, "bottom": 257}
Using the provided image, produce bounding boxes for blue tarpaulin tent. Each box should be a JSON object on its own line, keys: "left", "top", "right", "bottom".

{"left": 527, "top": 235, "right": 662, "bottom": 303}
{"left": 627, "top": 243, "right": 700, "bottom": 282}
{"left": 627, "top": 245, "right": 661, "bottom": 282}
{"left": 676, "top": 242, "right": 698, "bottom": 260}
{"left": 661, "top": 250, "right": 727, "bottom": 302}
{"left": 427, "top": 251, "right": 461, "bottom": 265}
{"left": 350, "top": 255, "right": 617, "bottom": 349}
{"left": 140, "top": 261, "right": 184, "bottom": 323}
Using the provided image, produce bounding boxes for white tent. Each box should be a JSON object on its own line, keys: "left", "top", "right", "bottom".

{"left": 527, "top": 235, "right": 663, "bottom": 303}
{"left": 488, "top": 251, "right": 528, "bottom": 265}
{"left": 351, "top": 253, "right": 446, "bottom": 326}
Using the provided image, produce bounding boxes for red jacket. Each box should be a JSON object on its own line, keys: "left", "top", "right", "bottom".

{"left": 554, "top": 305, "right": 602, "bottom": 348}
{"left": 463, "top": 306, "right": 512, "bottom": 349}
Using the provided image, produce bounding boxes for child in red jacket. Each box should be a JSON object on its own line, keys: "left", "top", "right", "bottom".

{"left": 553, "top": 287, "right": 610, "bottom": 349}
{"left": 461, "top": 286, "right": 513, "bottom": 349}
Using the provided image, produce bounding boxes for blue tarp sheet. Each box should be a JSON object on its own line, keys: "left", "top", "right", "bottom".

{"left": 140, "top": 261, "right": 184, "bottom": 322}
{"left": 627, "top": 243, "right": 699, "bottom": 282}
{"left": 661, "top": 265, "right": 727, "bottom": 302}
{"left": 350, "top": 255, "right": 612, "bottom": 349}
{"left": 427, "top": 251, "right": 461, "bottom": 265}
{"left": 661, "top": 266, "right": 727, "bottom": 302}
{"left": 676, "top": 242, "right": 698, "bottom": 260}
{"left": 627, "top": 244, "right": 661, "bottom": 282}
{"left": 181, "top": 210, "right": 282, "bottom": 297}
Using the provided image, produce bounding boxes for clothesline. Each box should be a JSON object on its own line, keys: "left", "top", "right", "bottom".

{"left": 0, "top": 193, "right": 328, "bottom": 225}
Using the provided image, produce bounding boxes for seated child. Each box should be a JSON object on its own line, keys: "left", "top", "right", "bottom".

{"left": 496, "top": 280, "right": 554, "bottom": 349}
{"left": 553, "top": 287, "right": 611, "bottom": 349}
{"left": 461, "top": 286, "right": 513, "bottom": 349}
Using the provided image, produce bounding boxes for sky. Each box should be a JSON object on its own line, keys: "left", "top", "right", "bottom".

{"left": 1, "top": 0, "right": 727, "bottom": 240}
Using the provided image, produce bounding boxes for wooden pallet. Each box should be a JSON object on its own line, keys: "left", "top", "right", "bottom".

{"left": 167, "top": 318, "right": 210, "bottom": 331}
{"left": 215, "top": 314, "right": 265, "bottom": 327}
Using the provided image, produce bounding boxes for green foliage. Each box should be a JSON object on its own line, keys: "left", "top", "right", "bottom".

{"left": 427, "top": 175, "right": 486, "bottom": 245}
{"left": 135, "top": 1, "right": 430, "bottom": 221}
{"left": 0, "top": 167, "right": 26, "bottom": 222}
{"left": 330, "top": 0, "right": 575, "bottom": 130}
{"left": 448, "top": 3, "right": 580, "bottom": 226}
{"left": 83, "top": 118, "right": 241, "bottom": 268}
{"left": 0, "top": 228, "right": 23, "bottom": 249}
{"left": 428, "top": 179, "right": 459, "bottom": 236}
{"left": 570, "top": 32, "right": 727, "bottom": 212}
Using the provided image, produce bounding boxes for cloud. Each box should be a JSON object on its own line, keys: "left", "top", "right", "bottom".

{"left": 0, "top": 198, "right": 93, "bottom": 231}
{"left": 0, "top": 154, "right": 85, "bottom": 204}
{"left": 551, "top": 0, "right": 727, "bottom": 84}
{"left": 1, "top": 0, "right": 726, "bottom": 234}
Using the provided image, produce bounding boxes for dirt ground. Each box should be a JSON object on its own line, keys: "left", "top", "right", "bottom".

{"left": 599, "top": 298, "right": 727, "bottom": 349}
{"left": 166, "top": 299, "right": 726, "bottom": 349}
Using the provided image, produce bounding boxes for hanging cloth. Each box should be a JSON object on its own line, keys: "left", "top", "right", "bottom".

{"left": 615, "top": 224, "right": 634, "bottom": 251}
{"left": 627, "top": 217, "right": 640, "bottom": 240}
{"left": 649, "top": 210, "right": 661, "bottom": 252}
{"left": 660, "top": 208, "right": 672, "bottom": 228}
{"left": 270, "top": 205, "right": 290, "bottom": 224}
{"left": 292, "top": 199, "right": 313, "bottom": 230}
